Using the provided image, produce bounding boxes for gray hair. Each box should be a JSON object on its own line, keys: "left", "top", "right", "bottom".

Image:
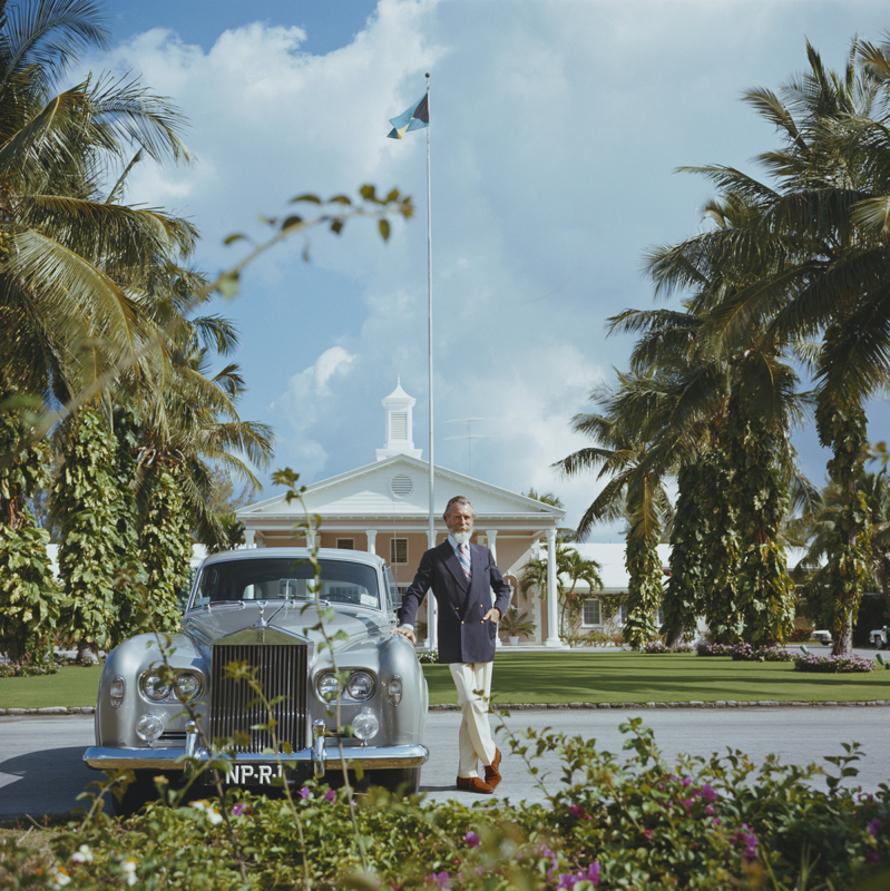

{"left": 443, "top": 495, "right": 474, "bottom": 520}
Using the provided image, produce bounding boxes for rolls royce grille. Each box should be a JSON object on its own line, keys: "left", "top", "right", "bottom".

{"left": 209, "top": 643, "right": 308, "bottom": 753}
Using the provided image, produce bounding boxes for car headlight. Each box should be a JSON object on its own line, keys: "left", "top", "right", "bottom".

{"left": 139, "top": 669, "right": 172, "bottom": 702}
{"left": 136, "top": 713, "right": 166, "bottom": 742}
{"left": 316, "top": 672, "right": 340, "bottom": 702}
{"left": 346, "top": 670, "right": 375, "bottom": 701}
{"left": 173, "top": 671, "right": 202, "bottom": 701}
{"left": 385, "top": 675, "right": 402, "bottom": 705}
{"left": 352, "top": 708, "right": 380, "bottom": 741}
{"left": 109, "top": 676, "right": 126, "bottom": 709}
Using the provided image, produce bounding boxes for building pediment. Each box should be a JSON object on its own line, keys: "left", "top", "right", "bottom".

{"left": 238, "top": 455, "right": 564, "bottom": 523}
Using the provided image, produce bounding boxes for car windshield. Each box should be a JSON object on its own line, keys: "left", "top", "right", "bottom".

{"left": 191, "top": 558, "right": 381, "bottom": 610}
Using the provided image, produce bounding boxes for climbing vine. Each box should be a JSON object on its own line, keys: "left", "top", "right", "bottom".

{"left": 725, "top": 406, "right": 796, "bottom": 645}
{"left": 815, "top": 379, "right": 872, "bottom": 654}
{"left": 662, "top": 463, "right": 708, "bottom": 645}
{"left": 136, "top": 464, "right": 192, "bottom": 633}
{"left": 0, "top": 399, "right": 61, "bottom": 667}
{"left": 52, "top": 406, "right": 123, "bottom": 661}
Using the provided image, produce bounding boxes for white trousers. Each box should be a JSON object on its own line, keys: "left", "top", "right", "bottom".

{"left": 448, "top": 661, "right": 497, "bottom": 778}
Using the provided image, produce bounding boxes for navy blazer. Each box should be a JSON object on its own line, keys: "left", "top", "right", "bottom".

{"left": 398, "top": 541, "right": 512, "bottom": 664}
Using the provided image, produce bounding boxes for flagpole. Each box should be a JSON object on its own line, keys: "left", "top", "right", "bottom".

{"left": 424, "top": 71, "right": 438, "bottom": 653}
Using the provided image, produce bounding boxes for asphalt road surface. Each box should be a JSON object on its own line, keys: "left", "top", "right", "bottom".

{"left": 1, "top": 707, "right": 888, "bottom": 820}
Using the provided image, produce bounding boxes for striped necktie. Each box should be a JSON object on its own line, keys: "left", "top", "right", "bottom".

{"left": 457, "top": 542, "right": 471, "bottom": 580}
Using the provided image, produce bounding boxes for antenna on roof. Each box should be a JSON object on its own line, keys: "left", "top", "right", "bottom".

{"left": 444, "top": 417, "right": 490, "bottom": 474}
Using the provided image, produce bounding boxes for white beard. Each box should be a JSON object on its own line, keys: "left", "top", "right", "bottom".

{"left": 451, "top": 531, "right": 472, "bottom": 545}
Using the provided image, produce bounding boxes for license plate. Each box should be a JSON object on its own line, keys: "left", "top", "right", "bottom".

{"left": 223, "top": 763, "right": 284, "bottom": 785}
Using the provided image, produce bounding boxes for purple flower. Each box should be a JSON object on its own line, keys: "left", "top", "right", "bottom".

{"left": 681, "top": 798, "right": 694, "bottom": 814}
{"left": 464, "top": 831, "right": 480, "bottom": 848}
{"left": 642, "top": 829, "right": 653, "bottom": 842}
{"left": 586, "top": 861, "right": 601, "bottom": 886}
{"left": 557, "top": 874, "right": 575, "bottom": 890}
{"left": 700, "top": 783, "right": 717, "bottom": 803}
{"left": 867, "top": 818, "right": 882, "bottom": 838}
{"left": 231, "top": 803, "right": 246, "bottom": 817}
{"left": 704, "top": 804, "right": 715, "bottom": 817}
{"left": 429, "top": 871, "right": 451, "bottom": 889}
{"left": 731, "top": 825, "right": 759, "bottom": 863}
{"left": 298, "top": 786, "right": 311, "bottom": 800}
{"left": 568, "top": 803, "right": 585, "bottom": 819}
{"left": 324, "top": 788, "right": 336, "bottom": 803}
{"left": 681, "top": 776, "right": 693, "bottom": 787}
{"left": 712, "top": 818, "right": 721, "bottom": 828}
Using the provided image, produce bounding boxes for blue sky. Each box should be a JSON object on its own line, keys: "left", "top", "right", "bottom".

{"left": 87, "top": 0, "right": 889, "bottom": 536}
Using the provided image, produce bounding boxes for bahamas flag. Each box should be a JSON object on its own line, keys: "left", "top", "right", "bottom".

{"left": 387, "top": 93, "right": 429, "bottom": 139}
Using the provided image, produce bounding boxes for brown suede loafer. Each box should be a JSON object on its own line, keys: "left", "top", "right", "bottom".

{"left": 456, "top": 775, "right": 494, "bottom": 794}
{"left": 484, "top": 747, "right": 502, "bottom": 788}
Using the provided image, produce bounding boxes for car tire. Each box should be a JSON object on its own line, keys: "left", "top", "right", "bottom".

{"left": 371, "top": 767, "right": 422, "bottom": 795}
{"left": 109, "top": 771, "right": 165, "bottom": 817}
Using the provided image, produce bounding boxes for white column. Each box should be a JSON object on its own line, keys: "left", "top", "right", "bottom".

{"left": 544, "top": 527, "right": 562, "bottom": 647}
{"left": 426, "top": 527, "right": 438, "bottom": 651}
{"left": 243, "top": 528, "right": 256, "bottom": 549}
{"left": 365, "top": 529, "right": 377, "bottom": 555}
{"left": 485, "top": 528, "right": 498, "bottom": 563}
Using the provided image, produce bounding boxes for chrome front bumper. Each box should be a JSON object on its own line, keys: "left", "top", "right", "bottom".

{"left": 83, "top": 742, "right": 429, "bottom": 774}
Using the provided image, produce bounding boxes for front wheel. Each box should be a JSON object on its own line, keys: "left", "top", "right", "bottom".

{"left": 369, "top": 767, "right": 422, "bottom": 795}
{"left": 109, "top": 771, "right": 166, "bottom": 816}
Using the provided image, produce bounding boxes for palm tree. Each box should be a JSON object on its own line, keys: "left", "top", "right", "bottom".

{"left": 671, "top": 39, "right": 890, "bottom": 651}
{"left": 519, "top": 541, "right": 602, "bottom": 640}
{"left": 0, "top": 0, "right": 193, "bottom": 422}
{"left": 555, "top": 375, "right": 672, "bottom": 648}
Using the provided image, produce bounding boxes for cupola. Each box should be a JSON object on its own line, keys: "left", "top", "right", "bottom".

{"left": 375, "top": 378, "right": 422, "bottom": 461}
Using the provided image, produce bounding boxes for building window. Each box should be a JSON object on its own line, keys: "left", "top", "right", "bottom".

{"left": 390, "top": 411, "right": 408, "bottom": 440}
{"left": 390, "top": 537, "right": 408, "bottom": 564}
{"left": 581, "top": 598, "right": 602, "bottom": 627}
{"left": 336, "top": 538, "right": 354, "bottom": 550}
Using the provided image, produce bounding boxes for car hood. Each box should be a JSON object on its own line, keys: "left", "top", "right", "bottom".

{"left": 182, "top": 601, "right": 390, "bottom": 655}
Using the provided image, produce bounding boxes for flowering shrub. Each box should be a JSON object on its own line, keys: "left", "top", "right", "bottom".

{"left": 642, "top": 641, "right": 693, "bottom": 654}
{"left": 1, "top": 720, "right": 888, "bottom": 889}
{"left": 417, "top": 649, "right": 439, "bottom": 664}
{"left": 696, "top": 642, "right": 737, "bottom": 656}
{"left": 728, "top": 643, "right": 794, "bottom": 662}
{"left": 696, "top": 642, "right": 793, "bottom": 661}
{"left": 794, "top": 653, "right": 875, "bottom": 673}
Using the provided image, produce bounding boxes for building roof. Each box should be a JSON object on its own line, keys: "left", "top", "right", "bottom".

{"left": 237, "top": 454, "right": 565, "bottom": 525}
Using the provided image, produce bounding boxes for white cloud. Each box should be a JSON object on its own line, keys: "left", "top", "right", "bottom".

{"left": 88, "top": 0, "right": 890, "bottom": 534}
{"left": 271, "top": 345, "right": 357, "bottom": 477}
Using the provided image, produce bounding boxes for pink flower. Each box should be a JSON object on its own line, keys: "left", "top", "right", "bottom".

{"left": 324, "top": 788, "right": 336, "bottom": 803}
{"left": 700, "top": 783, "right": 717, "bottom": 803}
{"left": 568, "top": 804, "right": 585, "bottom": 819}
{"left": 464, "top": 831, "right": 480, "bottom": 848}
{"left": 681, "top": 798, "right": 694, "bottom": 814}
{"left": 428, "top": 870, "right": 451, "bottom": 889}
{"left": 704, "top": 804, "right": 715, "bottom": 816}
{"left": 712, "top": 818, "right": 721, "bottom": 828}
{"left": 642, "top": 829, "right": 653, "bottom": 842}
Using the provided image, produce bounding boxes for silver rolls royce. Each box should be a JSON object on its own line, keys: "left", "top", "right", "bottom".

{"left": 83, "top": 548, "right": 429, "bottom": 809}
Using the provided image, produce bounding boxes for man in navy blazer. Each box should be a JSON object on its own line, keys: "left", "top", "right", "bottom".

{"left": 397, "top": 495, "right": 512, "bottom": 793}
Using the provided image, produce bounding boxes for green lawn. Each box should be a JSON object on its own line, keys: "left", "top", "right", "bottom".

{"left": 1, "top": 653, "right": 888, "bottom": 709}
{"left": 424, "top": 652, "right": 890, "bottom": 706}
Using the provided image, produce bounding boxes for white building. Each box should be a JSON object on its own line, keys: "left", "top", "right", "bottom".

{"left": 236, "top": 382, "right": 567, "bottom": 646}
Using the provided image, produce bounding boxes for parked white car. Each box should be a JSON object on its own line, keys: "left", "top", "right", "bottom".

{"left": 869, "top": 626, "right": 889, "bottom": 649}
{"left": 811, "top": 629, "right": 833, "bottom": 646}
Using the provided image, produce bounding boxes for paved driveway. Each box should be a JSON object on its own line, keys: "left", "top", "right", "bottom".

{"left": 1, "top": 706, "right": 887, "bottom": 820}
